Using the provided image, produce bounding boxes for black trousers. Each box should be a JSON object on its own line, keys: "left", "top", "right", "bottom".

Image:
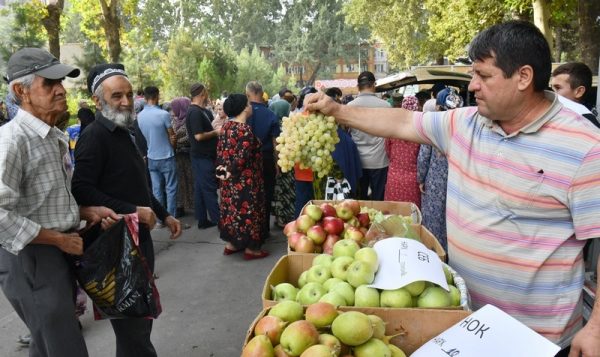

{"left": 262, "top": 151, "right": 276, "bottom": 238}
{"left": 359, "top": 167, "right": 389, "bottom": 201}
{"left": 108, "top": 236, "right": 157, "bottom": 357}
{"left": 0, "top": 245, "right": 88, "bottom": 357}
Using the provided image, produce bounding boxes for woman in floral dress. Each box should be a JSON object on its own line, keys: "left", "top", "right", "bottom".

{"left": 384, "top": 96, "right": 421, "bottom": 207}
{"left": 216, "top": 94, "right": 268, "bottom": 260}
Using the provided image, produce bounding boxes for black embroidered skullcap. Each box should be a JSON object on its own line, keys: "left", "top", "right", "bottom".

{"left": 87, "top": 63, "right": 128, "bottom": 94}
{"left": 223, "top": 94, "right": 248, "bottom": 118}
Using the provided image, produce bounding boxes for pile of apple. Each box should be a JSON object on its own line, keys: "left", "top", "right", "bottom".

{"left": 243, "top": 300, "right": 408, "bottom": 357}
{"left": 285, "top": 200, "right": 371, "bottom": 254}
{"left": 271, "top": 241, "right": 461, "bottom": 309}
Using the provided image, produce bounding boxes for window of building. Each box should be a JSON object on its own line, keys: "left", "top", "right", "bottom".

{"left": 346, "top": 63, "right": 357, "bottom": 72}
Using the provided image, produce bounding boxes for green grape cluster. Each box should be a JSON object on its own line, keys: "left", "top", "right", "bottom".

{"left": 276, "top": 112, "right": 340, "bottom": 178}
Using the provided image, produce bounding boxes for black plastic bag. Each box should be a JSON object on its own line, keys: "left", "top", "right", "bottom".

{"left": 72, "top": 214, "right": 162, "bottom": 319}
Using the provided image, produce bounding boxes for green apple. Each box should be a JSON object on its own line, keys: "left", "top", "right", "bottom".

{"left": 346, "top": 260, "right": 376, "bottom": 288}
{"left": 443, "top": 265, "right": 454, "bottom": 285}
{"left": 298, "top": 271, "right": 309, "bottom": 288}
{"left": 449, "top": 285, "right": 461, "bottom": 306}
{"left": 331, "top": 311, "right": 373, "bottom": 346}
{"left": 403, "top": 280, "right": 426, "bottom": 297}
{"left": 318, "top": 334, "right": 342, "bottom": 356}
{"left": 242, "top": 335, "right": 274, "bottom": 357}
{"left": 305, "top": 301, "right": 339, "bottom": 329}
{"left": 268, "top": 300, "right": 304, "bottom": 322}
{"left": 330, "top": 281, "right": 355, "bottom": 306}
{"left": 354, "top": 285, "right": 380, "bottom": 307}
{"left": 312, "top": 253, "right": 334, "bottom": 268}
{"left": 330, "top": 256, "right": 354, "bottom": 281}
{"left": 319, "top": 291, "right": 347, "bottom": 307}
{"left": 353, "top": 338, "right": 391, "bottom": 357}
{"left": 323, "top": 277, "right": 344, "bottom": 292}
{"left": 296, "top": 282, "right": 327, "bottom": 305}
{"left": 380, "top": 288, "right": 413, "bottom": 308}
{"left": 332, "top": 239, "right": 360, "bottom": 258}
{"left": 307, "top": 265, "right": 332, "bottom": 285}
{"left": 417, "top": 286, "right": 452, "bottom": 308}
{"left": 271, "top": 282, "right": 299, "bottom": 302}
{"left": 389, "top": 344, "right": 408, "bottom": 357}
{"left": 368, "top": 315, "right": 386, "bottom": 340}
{"left": 354, "top": 247, "right": 379, "bottom": 272}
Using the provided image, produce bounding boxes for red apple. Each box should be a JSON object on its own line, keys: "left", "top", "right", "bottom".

{"left": 323, "top": 217, "right": 344, "bottom": 235}
{"left": 283, "top": 221, "right": 298, "bottom": 237}
{"left": 307, "top": 225, "right": 327, "bottom": 245}
{"left": 288, "top": 232, "right": 305, "bottom": 250}
{"left": 323, "top": 234, "right": 340, "bottom": 254}
{"left": 295, "top": 235, "right": 316, "bottom": 253}
{"left": 340, "top": 199, "right": 361, "bottom": 216}
{"left": 319, "top": 203, "right": 337, "bottom": 218}
{"left": 296, "top": 214, "right": 316, "bottom": 233}
{"left": 356, "top": 213, "right": 370, "bottom": 228}
{"left": 345, "top": 226, "right": 365, "bottom": 244}
{"left": 359, "top": 227, "right": 368, "bottom": 236}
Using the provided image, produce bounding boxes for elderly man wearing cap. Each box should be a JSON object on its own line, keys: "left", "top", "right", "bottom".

{"left": 0, "top": 48, "right": 121, "bottom": 356}
{"left": 71, "top": 63, "right": 182, "bottom": 357}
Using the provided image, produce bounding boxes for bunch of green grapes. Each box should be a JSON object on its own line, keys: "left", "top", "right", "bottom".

{"left": 276, "top": 112, "right": 340, "bottom": 178}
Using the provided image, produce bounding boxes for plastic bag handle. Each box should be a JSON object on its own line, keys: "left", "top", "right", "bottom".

{"left": 124, "top": 213, "right": 140, "bottom": 246}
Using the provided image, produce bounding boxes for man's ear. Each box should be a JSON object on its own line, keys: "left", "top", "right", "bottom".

{"left": 516, "top": 65, "right": 534, "bottom": 91}
{"left": 12, "top": 83, "right": 29, "bottom": 104}
{"left": 573, "top": 85, "right": 587, "bottom": 101}
{"left": 91, "top": 95, "right": 102, "bottom": 110}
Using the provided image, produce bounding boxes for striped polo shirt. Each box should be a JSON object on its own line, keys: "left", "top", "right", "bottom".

{"left": 414, "top": 91, "right": 600, "bottom": 347}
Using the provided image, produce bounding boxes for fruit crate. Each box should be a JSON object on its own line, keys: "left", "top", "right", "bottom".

{"left": 304, "top": 200, "right": 422, "bottom": 225}
{"left": 262, "top": 255, "right": 469, "bottom": 310}
{"left": 243, "top": 305, "right": 471, "bottom": 355}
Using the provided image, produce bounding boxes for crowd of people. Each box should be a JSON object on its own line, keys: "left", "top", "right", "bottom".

{"left": 0, "top": 19, "right": 599, "bottom": 357}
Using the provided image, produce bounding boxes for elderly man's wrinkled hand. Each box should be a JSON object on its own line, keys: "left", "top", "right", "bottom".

{"left": 79, "top": 206, "right": 121, "bottom": 230}
{"left": 569, "top": 322, "right": 600, "bottom": 357}
{"left": 136, "top": 206, "right": 157, "bottom": 229}
{"left": 164, "top": 216, "right": 182, "bottom": 240}
{"left": 58, "top": 233, "right": 84, "bottom": 255}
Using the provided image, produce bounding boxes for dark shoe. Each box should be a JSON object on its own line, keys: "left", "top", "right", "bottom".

{"left": 223, "top": 247, "right": 243, "bottom": 255}
{"left": 197, "top": 221, "right": 217, "bottom": 229}
{"left": 243, "top": 250, "right": 270, "bottom": 260}
{"left": 17, "top": 334, "right": 31, "bottom": 346}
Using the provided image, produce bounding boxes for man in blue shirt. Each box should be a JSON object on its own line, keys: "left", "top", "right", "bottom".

{"left": 246, "top": 81, "right": 281, "bottom": 238}
{"left": 137, "top": 86, "right": 178, "bottom": 219}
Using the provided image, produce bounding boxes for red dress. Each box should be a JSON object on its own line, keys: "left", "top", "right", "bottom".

{"left": 216, "top": 121, "right": 266, "bottom": 250}
{"left": 384, "top": 138, "right": 421, "bottom": 207}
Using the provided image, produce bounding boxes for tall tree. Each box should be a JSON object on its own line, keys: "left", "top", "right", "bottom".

{"left": 0, "top": 2, "right": 46, "bottom": 61}
{"left": 41, "top": 0, "right": 65, "bottom": 58}
{"left": 278, "top": 0, "right": 365, "bottom": 86}
{"left": 578, "top": 0, "right": 600, "bottom": 74}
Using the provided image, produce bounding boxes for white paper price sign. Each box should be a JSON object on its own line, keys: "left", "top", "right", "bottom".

{"left": 411, "top": 305, "right": 561, "bottom": 357}
{"left": 368, "top": 237, "right": 448, "bottom": 290}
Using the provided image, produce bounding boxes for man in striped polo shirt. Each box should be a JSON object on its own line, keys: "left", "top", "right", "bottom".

{"left": 306, "top": 21, "right": 600, "bottom": 356}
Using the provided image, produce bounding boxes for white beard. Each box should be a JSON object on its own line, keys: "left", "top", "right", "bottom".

{"left": 101, "top": 105, "right": 134, "bottom": 128}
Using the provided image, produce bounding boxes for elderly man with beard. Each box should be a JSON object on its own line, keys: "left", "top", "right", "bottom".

{"left": 71, "top": 64, "right": 182, "bottom": 357}
{"left": 0, "top": 48, "right": 121, "bottom": 357}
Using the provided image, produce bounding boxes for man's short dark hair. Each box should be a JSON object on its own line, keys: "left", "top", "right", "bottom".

{"left": 278, "top": 87, "right": 290, "bottom": 97}
{"left": 325, "top": 87, "right": 343, "bottom": 99}
{"left": 357, "top": 71, "right": 376, "bottom": 91}
{"left": 468, "top": 20, "right": 551, "bottom": 92}
{"left": 143, "top": 86, "right": 159, "bottom": 101}
{"left": 552, "top": 62, "right": 593, "bottom": 93}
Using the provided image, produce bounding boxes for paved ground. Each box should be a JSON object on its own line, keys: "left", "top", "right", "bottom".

{"left": 0, "top": 214, "right": 288, "bottom": 357}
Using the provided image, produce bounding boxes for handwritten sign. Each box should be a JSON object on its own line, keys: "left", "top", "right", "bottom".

{"left": 411, "top": 304, "right": 561, "bottom": 357}
{"left": 369, "top": 237, "right": 448, "bottom": 290}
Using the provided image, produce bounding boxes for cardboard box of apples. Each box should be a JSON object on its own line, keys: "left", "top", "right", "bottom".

{"left": 242, "top": 300, "right": 470, "bottom": 356}
{"left": 262, "top": 242, "right": 469, "bottom": 311}
{"left": 285, "top": 199, "right": 446, "bottom": 262}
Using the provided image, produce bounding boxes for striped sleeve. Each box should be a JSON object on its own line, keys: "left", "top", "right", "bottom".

{"left": 413, "top": 108, "right": 474, "bottom": 155}
{"left": 569, "top": 142, "right": 600, "bottom": 239}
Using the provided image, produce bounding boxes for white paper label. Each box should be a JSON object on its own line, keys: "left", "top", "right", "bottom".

{"left": 369, "top": 237, "right": 448, "bottom": 290}
{"left": 411, "top": 304, "right": 561, "bottom": 357}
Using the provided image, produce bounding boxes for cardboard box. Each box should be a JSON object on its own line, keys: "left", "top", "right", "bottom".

{"left": 243, "top": 306, "right": 471, "bottom": 355}
{"left": 262, "top": 255, "right": 467, "bottom": 309}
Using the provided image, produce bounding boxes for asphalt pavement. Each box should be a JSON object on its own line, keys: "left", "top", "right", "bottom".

{"left": 0, "top": 214, "right": 288, "bottom": 357}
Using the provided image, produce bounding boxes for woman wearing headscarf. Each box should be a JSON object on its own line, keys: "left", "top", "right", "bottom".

{"left": 170, "top": 97, "right": 194, "bottom": 218}
{"left": 216, "top": 94, "right": 268, "bottom": 260}
{"left": 211, "top": 99, "right": 228, "bottom": 131}
{"left": 417, "top": 88, "right": 463, "bottom": 250}
{"left": 384, "top": 96, "right": 421, "bottom": 206}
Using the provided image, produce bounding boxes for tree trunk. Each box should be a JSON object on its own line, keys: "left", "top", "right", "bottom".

{"left": 99, "top": 0, "right": 122, "bottom": 63}
{"left": 306, "top": 62, "right": 321, "bottom": 87}
{"left": 533, "top": 0, "right": 553, "bottom": 55}
{"left": 579, "top": 0, "right": 600, "bottom": 75}
{"left": 554, "top": 27, "right": 563, "bottom": 63}
{"left": 41, "top": 0, "right": 64, "bottom": 59}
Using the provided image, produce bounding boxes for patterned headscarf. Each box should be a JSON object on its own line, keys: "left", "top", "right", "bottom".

{"left": 401, "top": 95, "right": 419, "bottom": 111}
{"left": 170, "top": 97, "right": 191, "bottom": 130}
{"left": 436, "top": 88, "right": 464, "bottom": 110}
